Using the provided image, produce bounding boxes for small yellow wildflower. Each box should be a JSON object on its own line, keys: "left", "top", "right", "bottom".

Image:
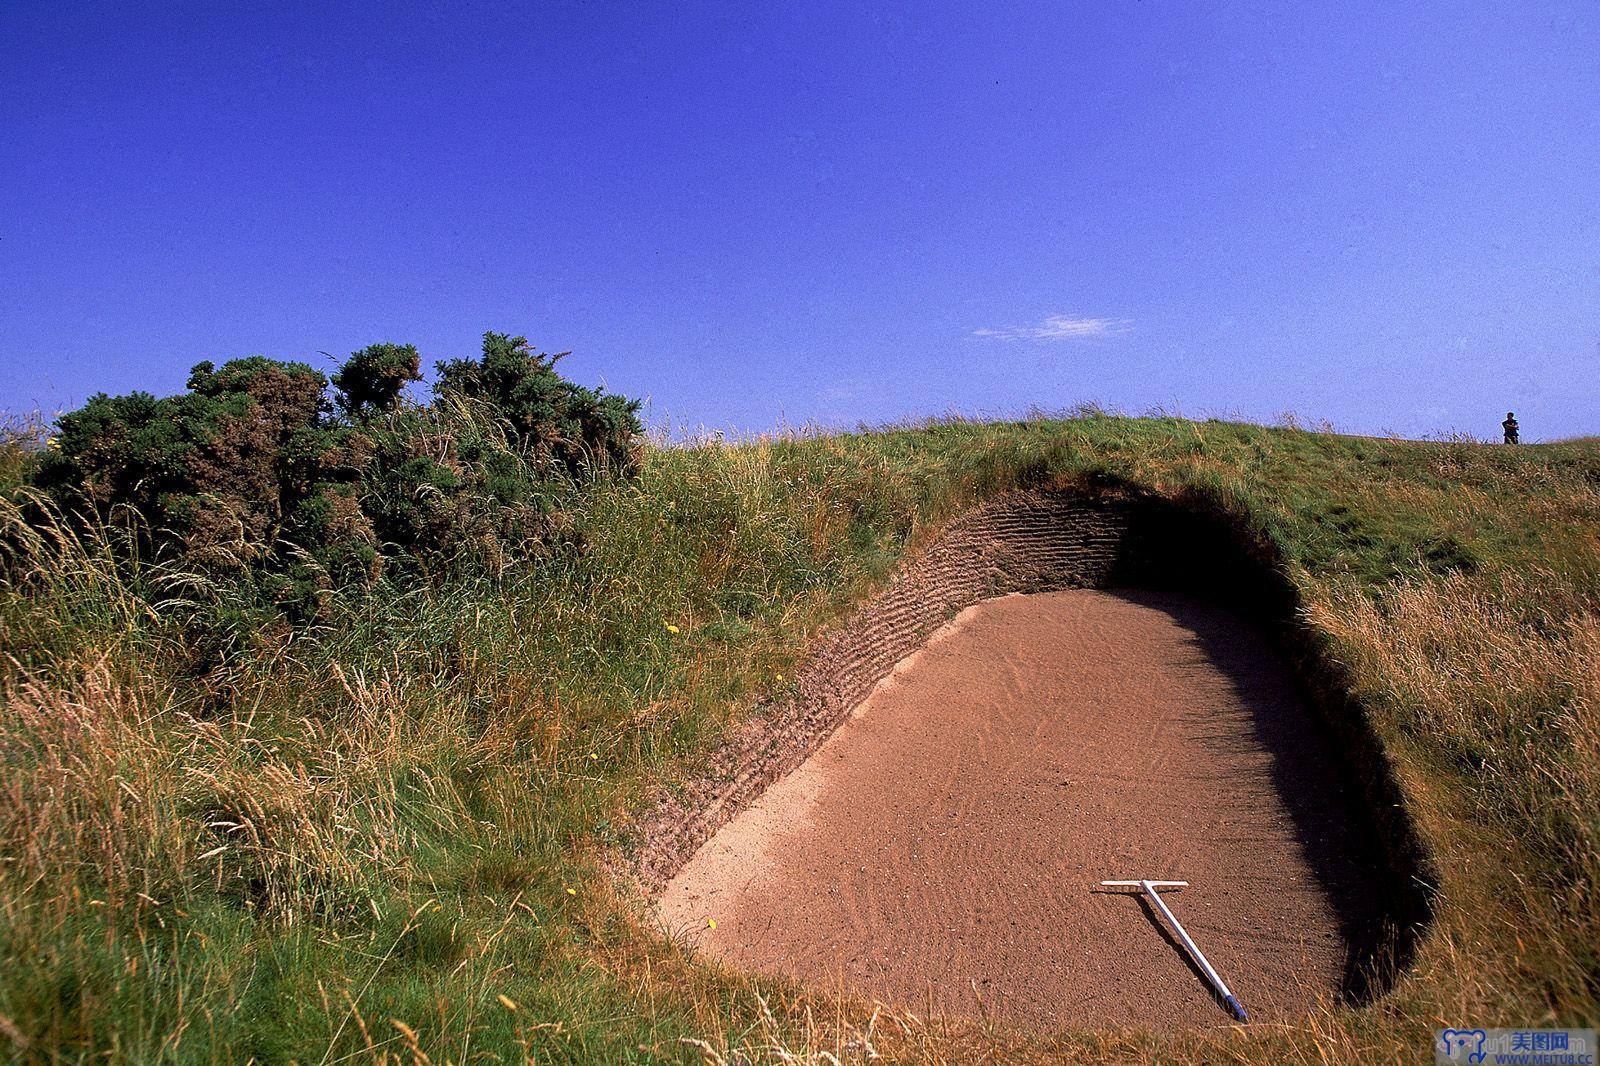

{"left": 566, "top": 887, "right": 577, "bottom": 896}
{"left": 707, "top": 918, "right": 716, "bottom": 930}
{"left": 665, "top": 623, "right": 680, "bottom": 634}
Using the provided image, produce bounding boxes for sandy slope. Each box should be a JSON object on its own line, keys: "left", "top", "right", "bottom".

{"left": 658, "top": 589, "right": 1381, "bottom": 1028}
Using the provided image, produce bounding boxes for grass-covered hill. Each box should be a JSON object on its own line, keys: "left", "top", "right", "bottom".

{"left": 1, "top": 388, "right": 1596, "bottom": 1061}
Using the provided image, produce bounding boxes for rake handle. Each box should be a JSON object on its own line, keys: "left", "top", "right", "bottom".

{"left": 1101, "top": 878, "right": 1250, "bottom": 1023}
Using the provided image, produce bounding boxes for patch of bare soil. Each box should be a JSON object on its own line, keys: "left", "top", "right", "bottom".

{"left": 657, "top": 589, "right": 1383, "bottom": 1029}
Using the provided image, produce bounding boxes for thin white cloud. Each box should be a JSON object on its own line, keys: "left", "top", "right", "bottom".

{"left": 972, "top": 314, "right": 1132, "bottom": 341}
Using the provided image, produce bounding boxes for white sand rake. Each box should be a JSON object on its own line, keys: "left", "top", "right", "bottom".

{"left": 1098, "top": 879, "right": 1249, "bottom": 1022}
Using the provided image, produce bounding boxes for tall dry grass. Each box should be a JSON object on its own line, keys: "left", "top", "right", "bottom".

{"left": 1308, "top": 570, "right": 1600, "bottom": 1025}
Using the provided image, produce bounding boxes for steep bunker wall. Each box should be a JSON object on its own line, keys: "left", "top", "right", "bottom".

{"left": 631, "top": 485, "right": 1433, "bottom": 1026}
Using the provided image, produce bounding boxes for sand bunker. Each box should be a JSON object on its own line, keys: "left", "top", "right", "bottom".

{"left": 658, "top": 588, "right": 1388, "bottom": 1028}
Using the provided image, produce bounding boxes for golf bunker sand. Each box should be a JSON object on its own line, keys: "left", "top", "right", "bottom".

{"left": 636, "top": 489, "right": 1431, "bottom": 1031}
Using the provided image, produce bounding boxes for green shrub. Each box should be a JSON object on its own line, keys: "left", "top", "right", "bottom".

{"left": 436, "top": 332, "right": 642, "bottom": 475}
{"left": 330, "top": 342, "right": 423, "bottom": 418}
{"left": 18, "top": 333, "right": 642, "bottom": 617}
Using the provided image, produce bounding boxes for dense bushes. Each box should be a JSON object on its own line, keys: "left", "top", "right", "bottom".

{"left": 330, "top": 341, "right": 422, "bottom": 418}
{"left": 20, "top": 332, "right": 642, "bottom": 616}
{"left": 436, "top": 332, "right": 642, "bottom": 473}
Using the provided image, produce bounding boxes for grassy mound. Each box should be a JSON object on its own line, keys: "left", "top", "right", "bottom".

{"left": 1, "top": 414, "right": 1595, "bottom": 1062}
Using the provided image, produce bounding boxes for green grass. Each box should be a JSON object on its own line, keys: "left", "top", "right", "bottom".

{"left": 2, "top": 413, "right": 1596, "bottom": 1063}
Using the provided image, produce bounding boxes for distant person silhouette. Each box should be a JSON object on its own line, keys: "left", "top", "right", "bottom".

{"left": 1502, "top": 411, "right": 1519, "bottom": 445}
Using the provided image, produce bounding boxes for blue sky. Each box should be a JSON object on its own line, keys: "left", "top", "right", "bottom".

{"left": 3, "top": 1, "right": 1597, "bottom": 440}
